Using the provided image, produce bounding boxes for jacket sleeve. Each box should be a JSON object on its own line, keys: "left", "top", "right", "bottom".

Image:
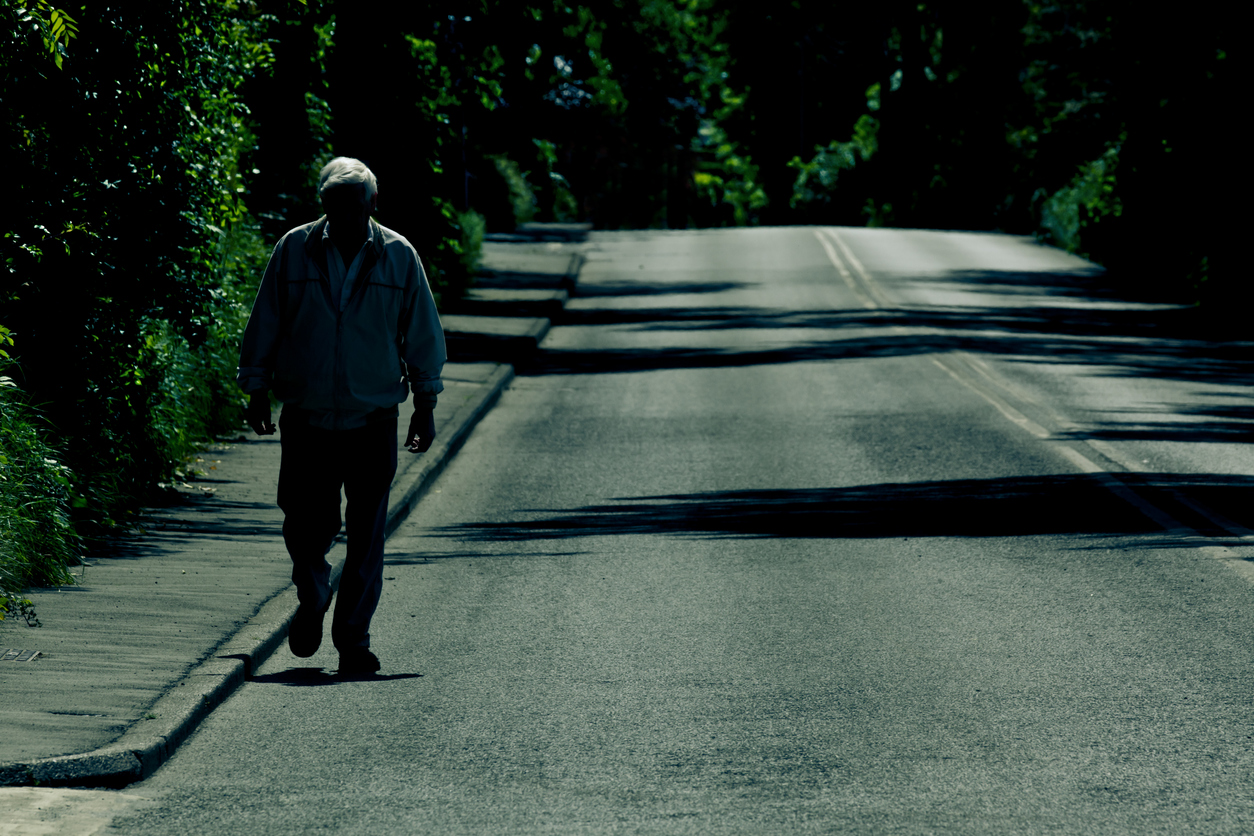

{"left": 236, "top": 239, "right": 286, "bottom": 395}
{"left": 400, "top": 247, "right": 447, "bottom": 406}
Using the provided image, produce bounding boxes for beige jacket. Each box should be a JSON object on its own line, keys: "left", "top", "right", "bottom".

{"left": 237, "top": 217, "right": 445, "bottom": 429}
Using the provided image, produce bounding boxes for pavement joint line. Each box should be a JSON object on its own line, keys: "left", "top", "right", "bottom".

{"left": 563, "top": 252, "right": 585, "bottom": 292}
{"left": 825, "top": 229, "right": 1254, "bottom": 583}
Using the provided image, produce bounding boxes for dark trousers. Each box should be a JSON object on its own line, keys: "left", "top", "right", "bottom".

{"left": 277, "top": 409, "right": 398, "bottom": 652}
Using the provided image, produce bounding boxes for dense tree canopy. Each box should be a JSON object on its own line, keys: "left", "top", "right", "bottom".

{"left": 306, "top": 0, "right": 1236, "bottom": 301}
{"left": 0, "top": 0, "right": 1239, "bottom": 600}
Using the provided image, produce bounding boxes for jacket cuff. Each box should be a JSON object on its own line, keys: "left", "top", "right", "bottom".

{"left": 236, "top": 368, "right": 271, "bottom": 395}
{"left": 413, "top": 393, "right": 438, "bottom": 410}
{"left": 406, "top": 366, "right": 444, "bottom": 397}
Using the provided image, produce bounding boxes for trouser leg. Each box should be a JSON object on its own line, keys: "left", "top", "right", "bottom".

{"left": 331, "top": 417, "right": 398, "bottom": 652}
{"left": 278, "top": 411, "right": 343, "bottom": 614}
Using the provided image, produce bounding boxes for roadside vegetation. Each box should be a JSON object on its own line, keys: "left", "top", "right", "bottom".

{"left": 1, "top": 327, "right": 73, "bottom": 624}
{"left": 0, "top": 0, "right": 1236, "bottom": 613}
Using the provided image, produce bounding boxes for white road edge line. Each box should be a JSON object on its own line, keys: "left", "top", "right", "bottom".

{"left": 957, "top": 350, "right": 1254, "bottom": 542}
{"left": 818, "top": 227, "right": 1254, "bottom": 583}
{"left": 930, "top": 356, "right": 1050, "bottom": 439}
{"left": 931, "top": 357, "right": 1188, "bottom": 534}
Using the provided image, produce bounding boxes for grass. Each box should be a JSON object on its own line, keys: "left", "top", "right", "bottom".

{"left": 1, "top": 354, "right": 78, "bottom": 622}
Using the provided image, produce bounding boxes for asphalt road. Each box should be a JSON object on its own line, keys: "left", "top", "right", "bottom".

{"left": 106, "top": 227, "right": 1254, "bottom": 834}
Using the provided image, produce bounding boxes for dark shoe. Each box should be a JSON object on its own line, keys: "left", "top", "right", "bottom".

{"left": 338, "top": 648, "right": 381, "bottom": 675}
{"left": 288, "top": 601, "right": 330, "bottom": 658}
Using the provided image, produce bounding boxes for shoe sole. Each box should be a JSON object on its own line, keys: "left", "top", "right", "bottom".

{"left": 288, "top": 605, "right": 329, "bottom": 658}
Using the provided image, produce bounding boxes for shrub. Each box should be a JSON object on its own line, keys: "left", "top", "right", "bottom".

{"left": 0, "top": 329, "right": 77, "bottom": 613}
{"left": 457, "top": 209, "right": 487, "bottom": 277}
{"left": 1036, "top": 139, "right": 1123, "bottom": 259}
{"left": 492, "top": 156, "right": 538, "bottom": 228}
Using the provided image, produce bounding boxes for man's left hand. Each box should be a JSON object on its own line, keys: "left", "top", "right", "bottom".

{"left": 246, "top": 393, "right": 276, "bottom": 436}
{"left": 405, "top": 408, "right": 436, "bottom": 453}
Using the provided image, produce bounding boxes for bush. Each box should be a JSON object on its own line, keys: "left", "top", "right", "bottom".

{"left": 532, "top": 139, "right": 580, "bottom": 222}
{"left": 0, "top": 330, "right": 77, "bottom": 612}
{"left": 0, "top": 3, "right": 289, "bottom": 548}
{"left": 1036, "top": 139, "right": 1122, "bottom": 259}
{"left": 492, "top": 156, "right": 538, "bottom": 229}
{"left": 457, "top": 209, "right": 487, "bottom": 277}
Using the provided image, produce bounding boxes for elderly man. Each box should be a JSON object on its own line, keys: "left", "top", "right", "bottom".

{"left": 238, "top": 157, "right": 446, "bottom": 674}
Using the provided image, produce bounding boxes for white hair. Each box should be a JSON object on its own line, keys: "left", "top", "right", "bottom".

{"left": 318, "top": 157, "right": 378, "bottom": 201}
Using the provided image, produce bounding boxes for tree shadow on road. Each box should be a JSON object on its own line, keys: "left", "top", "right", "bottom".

{"left": 432, "top": 473, "right": 1254, "bottom": 547}
{"left": 1058, "top": 402, "right": 1254, "bottom": 444}
{"left": 571, "top": 280, "right": 753, "bottom": 299}
{"left": 528, "top": 267, "right": 1254, "bottom": 443}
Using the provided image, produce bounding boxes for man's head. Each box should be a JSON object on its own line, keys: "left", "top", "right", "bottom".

{"left": 318, "top": 157, "right": 378, "bottom": 235}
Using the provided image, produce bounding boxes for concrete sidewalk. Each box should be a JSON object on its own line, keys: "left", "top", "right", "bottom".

{"left": 0, "top": 228, "right": 585, "bottom": 788}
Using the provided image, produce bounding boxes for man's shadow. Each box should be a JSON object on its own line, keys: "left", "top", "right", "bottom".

{"left": 250, "top": 667, "right": 423, "bottom": 685}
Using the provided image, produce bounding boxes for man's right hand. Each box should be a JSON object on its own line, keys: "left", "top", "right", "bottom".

{"left": 405, "top": 407, "right": 436, "bottom": 453}
{"left": 246, "top": 393, "right": 276, "bottom": 435}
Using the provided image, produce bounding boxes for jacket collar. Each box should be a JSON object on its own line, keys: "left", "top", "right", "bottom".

{"left": 304, "top": 216, "right": 384, "bottom": 258}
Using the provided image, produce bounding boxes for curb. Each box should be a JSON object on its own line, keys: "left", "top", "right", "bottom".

{"left": 441, "top": 252, "right": 583, "bottom": 361}
{"left": 442, "top": 316, "right": 551, "bottom": 364}
{"left": 386, "top": 364, "right": 513, "bottom": 538}
{"left": 447, "top": 288, "right": 569, "bottom": 321}
{"left": 0, "top": 365, "right": 516, "bottom": 789}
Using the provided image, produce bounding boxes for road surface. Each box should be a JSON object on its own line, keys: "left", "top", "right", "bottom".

{"left": 87, "top": 227, "right": 1254, "bottom": 833}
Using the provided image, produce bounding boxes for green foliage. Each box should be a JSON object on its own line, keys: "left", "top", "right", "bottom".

{"left": 491, "top": 156, "right": 539, "bottom": 228}
{"left": 1037, "top": 138, "right": 1122, "bottom": 257}
{"left": 1, "top": 595, "right": 41, "bottom": 627}
{"left": 0, "top": 332, "right": 77, "bottom": 606}
{"left": 15, "top": 0, "right": 78, "bottom": 69}
{"left": 0, "top": 0, "right": 1238, "bottom": 609}
{"left": 692, "top": 119, "right": 766, "bottom": 227}
{"left": 532, "top": 139, "right": 580, "bottom": 222}
{"left": 788, "top": 115, "right": 879, "bottom": 210}
{"left": 1, "top": 0, "right": 281, "bottom": 550}
{"left": 456, "top": 209, "right": 486, "bottom": 278}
